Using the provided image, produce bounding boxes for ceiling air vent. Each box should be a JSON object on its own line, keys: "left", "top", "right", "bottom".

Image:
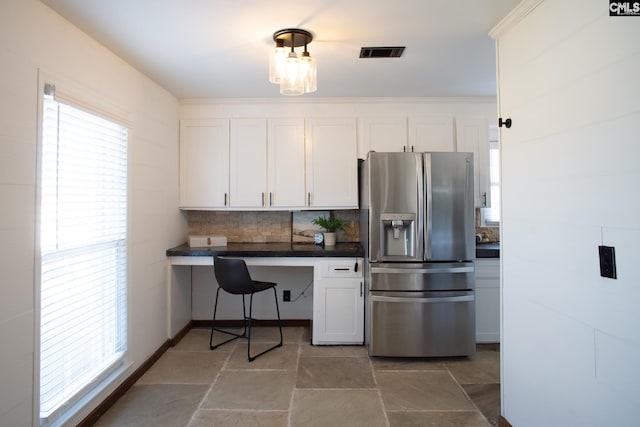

{"left": 359, "top": 46, "right": 405, "bottom": 58}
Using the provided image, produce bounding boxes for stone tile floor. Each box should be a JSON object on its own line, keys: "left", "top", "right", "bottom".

{"left": 95, "top": 327, "right": 500, "bottom": 427}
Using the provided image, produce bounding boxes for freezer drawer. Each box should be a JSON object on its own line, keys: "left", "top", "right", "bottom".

{"left": 370, "top": 262, "right": 474, "bottom": 292}
{"left": 368, "top": 291, "right": 476, "bottom": 357}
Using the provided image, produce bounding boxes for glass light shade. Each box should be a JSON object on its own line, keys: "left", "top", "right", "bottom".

{"left": 279, "top": 52, "right": 305, "bottom": 96}
{"left": 301, "top": 53, "right": 317, "bottom": 93}
{"left": 269, "top": 43, "right": 287, "bottom": 84}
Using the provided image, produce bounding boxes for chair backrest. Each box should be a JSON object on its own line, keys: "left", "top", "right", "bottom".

{"left": 214, "top": 256, "right": 254, "bottom": 294}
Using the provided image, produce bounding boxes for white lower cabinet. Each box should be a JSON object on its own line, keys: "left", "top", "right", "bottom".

{"left": 475, "top": 258, "right": 500, "bottom": 343}
{"left": 312, "top": 259, "right": 364, "bottom": 345}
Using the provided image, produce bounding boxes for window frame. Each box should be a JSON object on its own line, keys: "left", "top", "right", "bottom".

{"left": 481, "top": 138, "right": 501, "bottom": 227}
{"left": 35, "top": 72, "right": 132, "bottom": 426}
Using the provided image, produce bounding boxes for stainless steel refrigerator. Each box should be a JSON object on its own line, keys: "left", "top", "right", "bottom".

{"left": 360, "top": 151, "right": 476, "bottom": 357}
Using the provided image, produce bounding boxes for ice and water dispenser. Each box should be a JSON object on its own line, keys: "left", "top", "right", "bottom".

{"left": 379, "top": 213, "right": 416, "bottom": 258}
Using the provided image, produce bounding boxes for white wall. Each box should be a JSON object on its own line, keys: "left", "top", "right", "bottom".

{"left": 493, "top": 0, "right": 640, "bottom": 425}
{"left": 192, "top": 266, "right": 315, "bottom": 320}
{"left": 0, "top": 0, "right": 184, "bottom": 425}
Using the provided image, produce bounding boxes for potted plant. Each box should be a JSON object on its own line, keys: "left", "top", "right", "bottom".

{"left": 311, "top": 216, "right": 347, "bottom": 246}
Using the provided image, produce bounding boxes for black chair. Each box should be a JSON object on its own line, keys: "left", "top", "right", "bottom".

{"left": 209, "top": 256, "right": 283, "bottom": 361}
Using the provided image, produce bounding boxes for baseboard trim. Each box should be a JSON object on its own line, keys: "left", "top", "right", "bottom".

{"left": 499, "top": 415, "right": 513, "bottom": 427}
{"left": 191, "top": 318, "right": 311, "bottom": 328}
{"left": 476, "top": 342, "right": 500, "bottom": 351}
{"left": 169, "top": 320, "right": 194, "bottom": 346}
{"left": 77, "top": 339, "right": 171, "bottom": 427}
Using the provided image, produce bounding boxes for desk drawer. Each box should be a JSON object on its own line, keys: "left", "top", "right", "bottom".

{"left": 317, "top": 260, "right": 363, "bottom": 278}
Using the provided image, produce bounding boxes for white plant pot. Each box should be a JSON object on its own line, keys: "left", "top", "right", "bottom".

{"left": 323, "top": 232, "right": 337, "bottom": 246}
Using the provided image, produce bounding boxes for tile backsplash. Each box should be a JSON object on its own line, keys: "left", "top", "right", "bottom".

{"left": 475, "top": 208, "right": 500, "bottom": 242}
{"left": 187, "top": 209, "right": 497, "bottom": 244}
{"left": 188, "top": 210, "right": 359, "bottom": 243}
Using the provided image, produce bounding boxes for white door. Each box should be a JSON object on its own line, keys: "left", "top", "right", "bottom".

{"left": 268, "top": 118, "right": 306, "bottom": 208}
{"left": 408, "top": 115, "right": 455, "bottom": 152}
{"left": 358, "top": 116, "right": 408, "bottom": 156}
{"left": 179, "top": 119, "right": 229, "bottom": 208}
{"left": 230, "top": 118, "right": 267, "bottom": 208}
{"left": 305, "top": 118, "right": 358, "bottom": 208}
{"left": 313, "top": 278, "right": 364, "bottom": 344}
{"left": 492, "top": 0, "right": 640, "bottom": 425}
{"left": 456, "top": 117, "right": 491, "bottom": 208}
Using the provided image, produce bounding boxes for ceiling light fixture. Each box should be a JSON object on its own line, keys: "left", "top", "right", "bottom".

{"left": 269, "top": 28, "right": 317, "bottom": 96}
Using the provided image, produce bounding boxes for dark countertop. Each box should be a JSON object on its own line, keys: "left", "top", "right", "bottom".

{"left": 476, "top": 242, "right": 500, "bottom": 258}
{"left": 166, "top": 242, "right": 364, "bottom": 258}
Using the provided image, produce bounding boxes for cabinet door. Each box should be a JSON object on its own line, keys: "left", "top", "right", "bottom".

{"left": 408, "top": 115, "right": 455, "bottom": 152}
{"left": 179, "top": 119, "right": 229, "bottom": 209}
{"left": 313, "top": 278, "right": 364, "bottom": 344}
{"left": 268, "top": 118, "right": 306, "bottom": 208}
{"left": 456, "top": 117, "right": 491, "bottom": 207}
{"left": 230, "top": 118, "right": 267, "bottom": 208}
{"left": 305, "top": 118, "right": 358, "bottom": 209}
{"left": 475, "top": 259, "right": 500, "bottom": 343}
{"left": 358, "top": 116, "right": 408, "bottom": 157}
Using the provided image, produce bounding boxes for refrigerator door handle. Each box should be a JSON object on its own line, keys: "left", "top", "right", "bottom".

{"left": 424, "top": 153, "right": 432, "bottom": 259}
{"left": 370, "top": 266, "right": 474, "bottom": 274}
{"left": 370, "top": 294, "right": 474, "bottom": 304}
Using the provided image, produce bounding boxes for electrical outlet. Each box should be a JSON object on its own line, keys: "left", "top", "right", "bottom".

{"left": 283, "top": 290, "right": 291, "bottom": 302}
{"left": 598, "top": 245, "right": 617, "bottom": 279}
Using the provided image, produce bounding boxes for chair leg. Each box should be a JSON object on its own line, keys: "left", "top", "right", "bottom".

{"left": 241, "top": 294, "right": 248, "bottom": 337}
{"left": 273, "top": 286, "right": 283, "bottom": 346}
{"left": 246, "top": 287, "right": 284, "bottom": 362}
{"left": 210, "top": 287, "right": 246, "bottom": 350}
{"left": 247, "top": 293, "right": 253, "bottom": 361}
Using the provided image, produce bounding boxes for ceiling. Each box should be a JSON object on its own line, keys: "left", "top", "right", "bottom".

{"left": 41, "top": 0, "right": 519, "bottom": 100}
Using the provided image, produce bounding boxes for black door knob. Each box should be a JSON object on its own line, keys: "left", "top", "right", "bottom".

{"left": 498, "top": 117, "right": 512, "bottom": 128}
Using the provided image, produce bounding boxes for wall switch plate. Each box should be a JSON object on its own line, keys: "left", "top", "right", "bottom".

{"left": 283, "top": 290, "right": 291, "bottom": 302}
{"left": 598, "top": 245, "right": 617, "bottom": 279}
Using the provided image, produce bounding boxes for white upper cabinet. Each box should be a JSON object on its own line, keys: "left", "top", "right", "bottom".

{"left": 408, "top": 115, "right": 455, "bottom": 152}
{"left": 456, "top": 117, "right": 491, "bottom": 207}
{"left": 267, "top": 118, "right": 306, "bottom": 208}
{"left": 230, "top": 118, "right": 306, "bottom": 209}
{"left": 305, "top": 118, "right": 358, "bottom": 209}
{"left": 358, "top": 116, "right": 408, "bottom": 156}
{"left": 179, "top": 119, "right": 230, "bottom": 209}
{"left": 230, "top": 118, "right": 267, "bottom": 208}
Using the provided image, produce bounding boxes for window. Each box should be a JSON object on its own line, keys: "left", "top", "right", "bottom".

{"left": 38, "top": 83, "right": 128, "bottom": 424}
{"left": 482, "top": 139, "right": 500, "bottom": 225}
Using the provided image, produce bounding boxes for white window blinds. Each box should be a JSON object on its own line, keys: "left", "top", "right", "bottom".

{"left": 39, "top": 85, "right": 128, "bottom": 421}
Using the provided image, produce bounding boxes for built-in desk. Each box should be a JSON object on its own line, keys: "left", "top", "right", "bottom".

{"left": 166, "top": 243, "right": 364, "bottom": 345}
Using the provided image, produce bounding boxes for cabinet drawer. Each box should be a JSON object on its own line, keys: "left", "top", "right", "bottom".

{"left": 317, "top": 260, "right": 363, "bottom": 278}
